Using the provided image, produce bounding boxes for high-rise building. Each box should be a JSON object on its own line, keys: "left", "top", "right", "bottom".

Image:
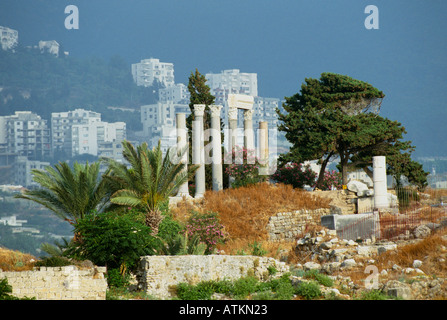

{"left": 13, "top": 156, "right": 50, "bottom": 187}
{"left": 140, "top": 102, "right": 190, "bottom": 153}
{"left": 51, "top": 109, "right": 101, "bottom": 156}
{"left": 131, "top": 58, "right": 175, "bottom": 88}
{"left": 159, "top": 83, "right": 190, "bottom": 103}
{"left": 0, "top": 26, "right": 18, "bottom": 51}
{"left": 206, "top": 69, "right": 258, "bottom": 99}
{"left": 71, "top": 121, "right": 126, "bottom": 160}
{"left": 0, "top": 111, "right": 51, "bottom": 160}
{"left": 51, "top": 108, "right": 126, "bottom": 160}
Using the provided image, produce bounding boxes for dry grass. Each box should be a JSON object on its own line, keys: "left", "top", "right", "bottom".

{"left": 424, "top": 188, "right": 447, "bottom": 199}
{"left": 0, "top": 247, "right": 36, "bottom": 271}
{"left": 171, "top": 182, "right": 330, "bottom": 256}
{"left": 375, "top": 229, "right": 447, "bottom": 276}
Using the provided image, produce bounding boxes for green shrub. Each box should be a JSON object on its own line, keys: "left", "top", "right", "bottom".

{"left": 106, "top": 268, "right": 131, "bottom": 288}
{"left": 225, "top": 147, "right": 265, "bottom": 188}
{"left": 232, "top": 276, "right": 260, "bottom": 299}
{"left": 272, "top": 163, "right": 317, "bottom": 189}
{"left": 66, "top": 211, "right": 157, "bottom": 272}
{"left": 176, "top": 274, "right": 298, "bottom": 300}
{"left": 356, "top": 289, "right": 391, "bottom": 300}
{"left": 176, "top": 281, "right": 216, "bottom": 300}
{"left": 295, "top": 281, "right": 322, "bottom": 300}
{"left": 249, "top": 241, "right": 267, "bottom": 256}
{"left": 252, "top": 290, "right": 275, "bottom": 300}
{"left": 304, "top": 269, "right": 333, "bottom": 287}
{"left": 0, "top": 278, "right": 15, "bottom": 300}
{"left": 157, "top": 213, "right": 185, "bottom": 241}
{"left": 35, "top": 256, "right": 72, "bottom": 267}
{"left": 186, "top": 211, "right": 228, "bottom": 254}
{"left": 156, "top": 233, "right": 207, "bottom": 255}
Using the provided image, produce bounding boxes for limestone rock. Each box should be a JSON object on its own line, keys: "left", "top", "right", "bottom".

{"left": 303, "top": 261, "right": 321, "bottom": 271}
{"left": 384, "top": 280, "right": 413, "bottom": 300}
{"left": 347, "top": 180, "right": 371, "bottom": 197}
{"left": 413, "top": 224, "right": 431, "bottom": 239}
{"left": 412, "top": 260, "right": 423, "bottom": 268}
{"left": 340, "top": 259, "right": 357, "bottom": 269}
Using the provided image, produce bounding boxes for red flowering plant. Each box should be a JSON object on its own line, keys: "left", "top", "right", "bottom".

{"left": 317, "top": 170, "right": 342, "bottom": 190}
{"left": 186, "top": 211, "right": 229, "bottom": 254}
{"left": 224, "top": 146, "right": 265, "bottom": 188}
{"left": 272, "top": 162, "right": 316, "bottom": 189}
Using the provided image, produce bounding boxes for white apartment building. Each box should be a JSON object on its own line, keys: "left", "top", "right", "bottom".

{"left": 0, "top": 111, "right": 51, "bottom": 160}
{"left": 253, "top": 96, "right": 280, "bottom": 129}
{"left": 13, "top": 156, "right": 50, "bottom": 187}
{"left": 0, "top": 26, "right": 18, "bottom": 51}
{"left": 51, "top": 109, "right": 101, "bottom": 156}
{"left": 71, "top": 121, "right": 126, "bottom": 160}
{"left": 51, "top": 108, "right": 126, "bottom": 160}
{"left": 131, "top": 58, "right": 175, "bottom": 88}
{"left": 206, "top": 69, "right": 258, "bottom": 99}
{"left": 159, "top": 83, "right": 190, "bottom": 103}
{"left": 141, "top": 102, "right": 190, "bottom": 152}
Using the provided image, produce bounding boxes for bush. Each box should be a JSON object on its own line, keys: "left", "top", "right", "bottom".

{"left": 176, "top": 281, "right": 217, "bottom": 300}
{"left": 294, "top": 281, "right": 322, "bottom": 300}
{"left": 34, "top": 256, "right": 72, "bottom": 267}
{"left": 356, "top": 289, "right": 390, "bottom": 300}
{"left": 225, "top": 147, "right": 265, "bottom": 188}
{"left": 106, "top": 268, "right": 131, "bottom": 288}
{"left": 272, "top": 163, "right": 316, "bottom": 189}
{"left": 176, "top": 274, "right": 297, "bottom": 300}
{"left": 186, "top": 211, "right": 228, "bottom": 254}
{"left": 66, "top": 211, "right": 157, "bottom": 272}
{"left": 317, "top": 170, "right": 342, "bottom": 190}
{"left": 249, "top": 241, "right": 267, "bottom": 256}
{"left": 303, "top": 269, "right": 334, "bottom": 287}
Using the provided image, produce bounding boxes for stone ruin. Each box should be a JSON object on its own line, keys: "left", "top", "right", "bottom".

{"left": 172, "top": 93, "right": 270, "bottom": 199}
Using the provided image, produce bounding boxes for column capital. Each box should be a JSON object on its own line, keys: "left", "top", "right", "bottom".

{"left": 193, "top": 104, "right": 206, "bottom": 117}
{"left": 228, "top": 106, "right": 238, "bottom": 121}
{"left": 209, "top": 105, "right": 223, "bottom": 117}
{"left": 243, "top": 109, "right": 254, "bottom": 121}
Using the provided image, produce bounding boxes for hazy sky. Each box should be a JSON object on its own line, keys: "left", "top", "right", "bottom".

{"left": 1, "top": 0, "right": 446, "bottom": 157}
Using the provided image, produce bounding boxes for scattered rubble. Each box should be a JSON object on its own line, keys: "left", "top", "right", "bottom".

{"left": 291, "top": 226, "right": 447, "bottom": 300}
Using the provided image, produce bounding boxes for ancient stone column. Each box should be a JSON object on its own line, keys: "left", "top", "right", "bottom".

{"left": 228, "top": 106, "right": 238, "bottom": 155}
{"left": 175, "top": 113, "right": 189, "bottom": 197}
{"left": 244, "top": 109, "right": 254, "bottom": 153}
{"left": 373, "top": 156, "right": 388, "bottom": 209}
{"left": 227, "top": 106, "right": 238, "bottom": 187}
{"left": 192, "top": 104, "right": 206, "bottom": 198}
{"left": 209, "top": 105, "right": 223, "bottom": 191}
{"left": 258, "top": 121, "right": 269, "bottom": 175}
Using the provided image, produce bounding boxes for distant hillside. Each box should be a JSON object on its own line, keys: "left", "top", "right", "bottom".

{"left": 0, "top": 47, "right": 159, "bottom": 130}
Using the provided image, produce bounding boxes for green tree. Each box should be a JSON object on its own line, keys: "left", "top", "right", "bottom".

{"left": 277, "top": 72, "right": 426, "bottom": 187}
{"left": 352, "top": 138, "right": 429, "bottom": 190}
{"left": 15, "top": 161, "right": 110, "bottom": 224}
{"left": 103, "top": 140, "right": 198, "bottom": 235}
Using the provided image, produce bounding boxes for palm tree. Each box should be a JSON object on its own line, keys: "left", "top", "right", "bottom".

{"left": 15, "top": 161, "right": 110, "bottom": 225}
{"left": 103, "top": 140, "right": 198, "bottom": 235}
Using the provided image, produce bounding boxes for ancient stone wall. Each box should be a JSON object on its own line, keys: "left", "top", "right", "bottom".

{"left": 0, "top": 265, "right": 107, "bottom": 300}
{"left": 137, "top": 255, "right": 288, "bottom": 299}
{"left": 267, "top": 208, "right": 331, "bottom": 241}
